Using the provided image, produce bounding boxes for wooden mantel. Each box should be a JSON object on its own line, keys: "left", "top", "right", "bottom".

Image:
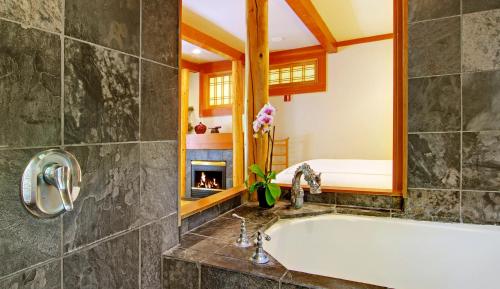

{"left": 186, "top": 133, "right": 233, "bottom": 150}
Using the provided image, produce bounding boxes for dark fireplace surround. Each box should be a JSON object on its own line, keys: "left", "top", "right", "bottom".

{"left": 190, "top": 160, "right": 227, "bottom": 198}
{"left": 185, "top": 149, "right": 233, "bottom": 199}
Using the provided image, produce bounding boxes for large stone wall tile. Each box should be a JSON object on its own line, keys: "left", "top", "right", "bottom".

{"left": 408, "top": 75, "right": 461, "bottom": 132}
{"left": 462, "top": 191, "right": 500, "bottom": 225}
{"left": 463, "top": 9, "right": 500, "bottom": 72}
{"left": 0, "top": 149, "right": 61, "bottom": 277}
{"left": 63, "top": 230, "right": 139, "bottom": 289}
{"left": 0, "top": 20, "right": 61, "bottom": 147}
{"left": 409, "top": 16, "right": 461, "bottom": 77}
{"left": 0, "top": 260, "right": 60, "bottom": 289}
{"left": 142, "top": 0, "right": 178, "bottom": 66}
{"left": 408, "top": 0, "right": 460, "bottom": 22}
{"left": 64, "top": 39, "right": 139, "bottom": 144}
{"left": 65, "top": 0, "right": 140, "bottom": 55}
{"left": 141, "top": 214, "right": 178, "bottom": 289}
{"left": 0, "top": 0, "right": 62, "bottom": 33}
{"left": 63, "top": 144, "right": 140, "bottom": 252}
{"left": 408, "top": 133, "right": 460, "bottom": 189}
{"left": 463, "top": 70, "right": 500, "bottom": 133}
{"left": 462, "top": 132, "right": 500, "bottom": 191}
{"left": 141, "top": 60, "right": 178, "bottom": 141}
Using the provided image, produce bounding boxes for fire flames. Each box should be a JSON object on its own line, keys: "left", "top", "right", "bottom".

{"left": 196, "top": 172, "right": 220, "bottom": 189}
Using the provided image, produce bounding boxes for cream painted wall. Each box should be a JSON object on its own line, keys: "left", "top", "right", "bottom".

{"left": 269, "top": 39, "right": 393, "bottom": 165}
{"left": 188, "top": 72, "right": 232, "bottom": 133}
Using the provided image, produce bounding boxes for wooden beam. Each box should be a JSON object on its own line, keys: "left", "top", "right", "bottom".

{"left": 337, "top": 33, "right": 394, "bottom": 47}
{"left": 285, "top": 0, "right": 337, "bottom": 53}
{"left": 246, "top": 0, "right": 270, "bottom": 185}
{"left": 181, "top": 23, "right": 244, "bottom": 60}
{"left": 199, "top": 60, "right": 232, "bottom": 73}
{"left": 181, "top": 59, "right": 201, "bottom": 72}
{"left": 232, "top": 60, "right": 244, "bottom": 186}
{"left": 179, "top": 68, "right": 190, "bottom": 199}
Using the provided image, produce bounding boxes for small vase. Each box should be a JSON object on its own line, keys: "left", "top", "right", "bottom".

{"left": 257, "top": 187, "right": 274, "bottom": 209}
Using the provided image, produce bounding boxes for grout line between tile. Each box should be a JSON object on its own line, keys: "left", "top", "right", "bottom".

{"left": 0, "top": 140, "right": 177, "bottom": 151}
{"left": 138, "top": 0, "right": 143, "bottom": 286}
{"left": 408, "top": 14, "right": 461, "bottom": 25}
{"left": 408, "top": 72, "right": 461, "bottom": 80}
{"left": 459, "top": 0, "right": 464, "bottom": 223}
{"left": 0, "top": 16, "right": 62, "bottom": 36}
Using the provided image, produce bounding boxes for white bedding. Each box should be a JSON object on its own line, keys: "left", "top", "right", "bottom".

{"left": 274, "top": 159, "right": 392, "bottom": 190}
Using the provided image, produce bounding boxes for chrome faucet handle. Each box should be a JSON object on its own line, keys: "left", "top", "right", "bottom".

{"left": 251, "top": 230, "right": 271, "bottom": 265}
{"left": 44, "top": 164, "right": 74, "bottom": 211}
{"left": 233, "top": 214, "right": 251, "bottom": 248}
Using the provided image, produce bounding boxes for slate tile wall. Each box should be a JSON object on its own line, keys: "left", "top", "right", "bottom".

{"left": 0, "top": 0, "right": 179, "bottom": 288}
{"left": 407, "top": 0, "right": 500, "bottom": 224}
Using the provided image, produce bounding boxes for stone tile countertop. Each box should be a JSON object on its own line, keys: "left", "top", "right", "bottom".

{"left": 163, "top": 202, "right": 390, "bottom": 289}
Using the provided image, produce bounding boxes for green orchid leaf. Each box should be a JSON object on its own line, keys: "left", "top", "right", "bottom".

{"left": 267, "top": 171, "right": 277, "bottom": 181}
{"left": 249, "top": 181, "right": 264, "bottom": 193}
{"left": 265, "top": 186, "right": 276, "bottom": 206}
{"left": 268, "top": 183, "right": 281, "bottom": 199}
{"left": 249, "top": 164, "right": 266, "bottom": 179}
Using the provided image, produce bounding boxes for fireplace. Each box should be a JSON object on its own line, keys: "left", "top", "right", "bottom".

{"left": 190, "top": 160, "right": 227, "bottom": 198}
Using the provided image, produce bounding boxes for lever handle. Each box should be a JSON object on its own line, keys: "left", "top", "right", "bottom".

{"left": 232, "top": 213, "right": 246, "bottom": 223}
{"left": 44, "top": 164, "right": 74, "bottom": 211}
{"left": 251, "top": 230, "right": 271, "bottom": 264}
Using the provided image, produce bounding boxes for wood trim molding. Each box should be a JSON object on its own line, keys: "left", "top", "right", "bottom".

{"left": 276, "top": 183, "right": 398, "bottom": 196}
{"left": 180, "top": 185, "right": 246, "bottom": 218}
{"left": 181, "top": 23, "right": 244, "bottom": 60}
{"left": 269, "top": 46, "right": 327, "bottom": 96}
{"left": 186, "top": 133, "right": 233, "bottom": 150}
{"left": 232, "top": 60, "right": 245, "bottom": 186}
{"left": 199, "top": 60, "right": 232, "bottom": 73}
{"left": 337, "top": 33, "right": 394, "bottom": 47}
{"left": 181, "top": 60, "right": 201, "bottom": 72}
{"left": 199, "top": 70, "right": 233, "bottom": 117}
{"left": 179, "top": 69, "right": 190, "bottom": 198}
{"left": 393, "top": 0, "right": 408, "bottom": 196}
{"left": 285, "top": 0, "right": 337, "bottom": 53}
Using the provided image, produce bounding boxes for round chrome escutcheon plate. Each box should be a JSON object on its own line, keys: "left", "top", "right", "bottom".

{"left": 20, "top": 149, "right": 81, "bottom": 218}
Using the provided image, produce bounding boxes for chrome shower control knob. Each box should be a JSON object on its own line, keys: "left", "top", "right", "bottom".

{"left": 21, "top": 149, "right": 81, "bottom": 218}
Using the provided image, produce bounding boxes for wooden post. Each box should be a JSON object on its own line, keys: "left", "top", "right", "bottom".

{"left": 246, "top": 0, "right": 269, "bottom": 185}
{"left": 179, "top": 68, "right": 190, "bottom": 198}
{"left": 232, "top": 60, "right": 244, "bottom": 186}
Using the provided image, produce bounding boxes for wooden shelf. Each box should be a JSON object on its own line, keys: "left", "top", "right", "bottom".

{"left": 186, "top": 133, "right": 233, "bottom": 150}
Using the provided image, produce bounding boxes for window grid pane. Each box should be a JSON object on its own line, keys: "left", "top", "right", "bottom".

{"left": 208, "top": 73, "right": 232, "bottom": 107}
{"left": 269, "top": 61, "right": 316, "bottom": 86}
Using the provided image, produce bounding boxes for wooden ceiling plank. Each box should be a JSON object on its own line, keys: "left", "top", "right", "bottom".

{"left": 181, "top": 23, "right": 244, "bottom": 60}
{"left": 285, "top": 0, "right": 338, "bottom": 53}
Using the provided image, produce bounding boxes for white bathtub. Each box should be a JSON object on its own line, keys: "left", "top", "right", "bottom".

{"left": 264, "top": 214, "right": 500, "bottom": 289}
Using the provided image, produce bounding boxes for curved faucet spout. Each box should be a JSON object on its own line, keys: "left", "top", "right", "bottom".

{"left": 290, "top": 163, "right": 322, "bottom": 209}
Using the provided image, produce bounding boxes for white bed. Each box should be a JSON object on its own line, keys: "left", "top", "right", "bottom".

{"left": 274, "top": 159, "right": 392, "bottom": 190}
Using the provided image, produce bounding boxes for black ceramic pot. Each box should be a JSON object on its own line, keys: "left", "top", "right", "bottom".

{"left": 257, "top": 186, "right": 274, "bottom": 209}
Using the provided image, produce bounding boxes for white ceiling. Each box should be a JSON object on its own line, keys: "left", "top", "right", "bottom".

{"left": 181, "top": 40, "right": 228, "bottom": 63}
{"left": 181, "top": 0, "right": 393, "bottom": 63}
{"left": 312, "top": 0, "right": 393, "bottom": 41}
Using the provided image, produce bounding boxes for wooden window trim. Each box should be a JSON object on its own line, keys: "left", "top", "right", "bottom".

{"left": 269, "top": 47, "right": 327, "bottom": 96}
{"left": 200, "top": 70, "right": 233, "bottom": 117}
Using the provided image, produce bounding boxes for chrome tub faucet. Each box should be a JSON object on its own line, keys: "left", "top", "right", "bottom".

{"left": 290, "top": 163, "right": 322, "bottom": 209}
